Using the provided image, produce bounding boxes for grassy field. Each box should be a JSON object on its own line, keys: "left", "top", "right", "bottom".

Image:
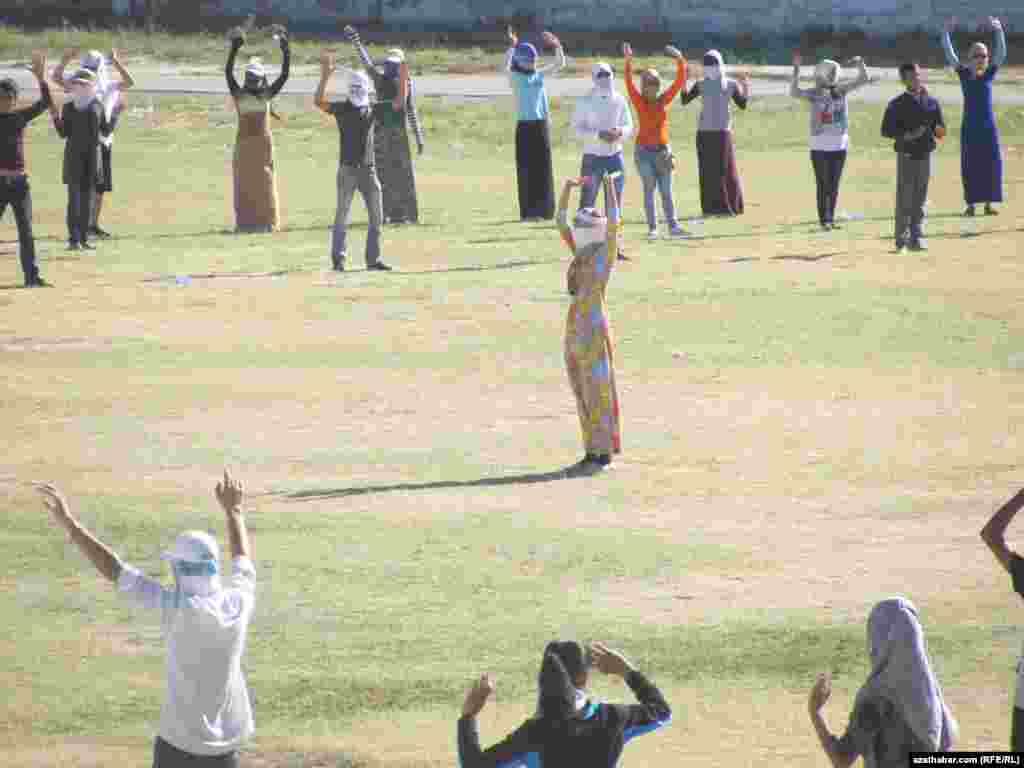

{"left": 1, "top": 84, "right": 1023, "bottom": 767}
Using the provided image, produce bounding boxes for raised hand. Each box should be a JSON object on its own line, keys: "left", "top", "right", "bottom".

{"left": 808, "top": 673, "right": 832, "bottom": 713}
{"left": 944, "top": 16, "right": 957, "bottom": 32}
{"left": 507, "top": 25, "right": 517, "bottom": 46}
{"left": 792, "top": 49, "right": 802, "bottom": 67}
{"left": 542, "top": 30, "right": 561, "bottom": 49}
{"left": 845, "top": 55, "right": 863, "bottom": 66}
{"left": 320, "top": 50, "right": 336, "bottom": 76}
{"left": 215, "top": 470, "right": 244, "bottom": 515}
{"left": 591, "top": 641, "right": 632, "bottom": 677}
{"left": 35, "top": 483, "right": 73, "bottom": 527}
{"left": 665, "top": 45, "right": 682, "bottom": 60}
{"left": 622, "top": 42, "right": 633, "bottom": 58}
{"left": 462, "top": 674, "right": 495, "bottom": 717}
{"left": 343, "top": 24, "right": 359, "bottom": 41}
{"left": 30, "top": 50, "right": 47, "bottom": 81}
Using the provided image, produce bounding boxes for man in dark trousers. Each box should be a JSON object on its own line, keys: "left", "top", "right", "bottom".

{"left": 53, "top": 67, "right": 112, "bottom": 251}
{"left": 881, "top": 62, "right": 945, "bottom": 253}
{"left": 315, "top": 50, "right": 396, "bottom": 272}
{"left": 0, "top": 52, "right": 55, "bottom": 286}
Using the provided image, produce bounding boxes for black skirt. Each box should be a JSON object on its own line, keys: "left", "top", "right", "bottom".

{"left": 515, "top": 119, "right": 555, "bottom": 220}
{"left": 696, "top": 130, "right": 744, "bottom": 216}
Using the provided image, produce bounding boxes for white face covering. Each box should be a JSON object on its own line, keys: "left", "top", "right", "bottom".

{"left": 573, "top": 208, "right": 609, "bottom": 252}
{"left": 172, "top": 560, "right": 221, "bottom": 599}
{"left": 703, "top": 50, "right": 727, "bottom": 92}
{"left": 815, "top": 60, "right": 840, "bottom": 88}
{"left": 349, "top": 72, "right": 371, "bottom": 108}
{"left": 592, "top": 64, "right": 614, "bottom": 98}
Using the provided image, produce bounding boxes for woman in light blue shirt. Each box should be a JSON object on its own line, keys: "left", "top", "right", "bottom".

{"left": 504, "top": 27, "right": 565, "bottom": 220}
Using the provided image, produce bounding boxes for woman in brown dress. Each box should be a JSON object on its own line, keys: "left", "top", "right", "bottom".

{"left": 225, "top": 27, "right": 290, "bottom": 233}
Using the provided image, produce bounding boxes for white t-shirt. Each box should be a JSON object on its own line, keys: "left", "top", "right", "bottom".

{"left": 118, "top": 556, "right": 256, "bottom": 756}
{"left": 571, "top": 90, "right": 634, "bottom": 157}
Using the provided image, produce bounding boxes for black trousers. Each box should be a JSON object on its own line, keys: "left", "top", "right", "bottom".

{"left": 810, "top": 150, "right": 847, "bottom": 226}
{"left": 66, "top": 171, "right": 95, "bottom": 244}
{"left": 0, "top": 175, "right": 39, "bottom": 283}
{"left": 153, "top": 737, "right": 239, "bottom": 768}
{"left": 514, "top": 119, "right": 555, "bottom": 220}
{"left": 1012, "top": 706, "right": 1024, "bottom": 751}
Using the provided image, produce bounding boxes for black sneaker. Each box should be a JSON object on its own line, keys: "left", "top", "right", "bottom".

{"left": 25, "top": 277, "right": 52, "bottom": 287}
{"left": 909, "top": 239, "right": 928, "bottom": 252}
{"left": 367, "top": 262, "right": 393, "bottom": 271}
{"left": 89, "top": 226, "right": 112, "bottom": 239}
{"left": 67, "top": 241, "right": 81, "bottom": 251}
{"left": 80, "top": 241, "right": 96, "bottom": 251}
{"left": 963, "top": 205, "right": 976, "bottom": 217}
{"left": 331, "top": 255, "right": 345, "bottom": 271}
{"left": 985, "top": 205, "right": 999, "bottom": 216}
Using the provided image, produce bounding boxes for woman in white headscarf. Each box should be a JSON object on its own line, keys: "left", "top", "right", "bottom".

{"left": 678, "top": 50, "right": 749, "bottom": 216}
{"left": 808, "top": 597, "right": 957, "bottom": 768}
{"left": 557, "top": 174, "right": 622, "bottom": 471}
{"left": 344, "top": 27, "right": 425, "bottom": 224}
{"left": 225, "top": 25, "right": 290, "bottom": 233}
{"left": 54, "top": 48, "right": 135, "bottom": 239}
{"left": 790, "top": 51, "right": 870, "bottom": 230}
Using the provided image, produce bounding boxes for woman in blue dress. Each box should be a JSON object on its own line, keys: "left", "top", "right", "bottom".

{"left": 941, "top": 16, "right": 1007, "bottom": 217}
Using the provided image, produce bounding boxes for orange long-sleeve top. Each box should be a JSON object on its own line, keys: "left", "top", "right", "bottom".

{"left": 624, "top": 56, "right": 687, "bottom": 147}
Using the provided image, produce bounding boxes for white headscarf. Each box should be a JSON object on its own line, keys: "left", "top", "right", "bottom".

{"left": 387, "top": 48, "right": 406, "bottom": 63}
{"left": 592, "top": 62, "right": 614, "bottom": 98}
{"left": 858, "top": 598, "right": 957, "bottom": 751}
{"left": 348, "top": 70, "right": 371, "bottom": 108}
{"left": 572, "top": 207, "right": 609, "bottom": 252}
{"left": 815, "top": 59, "right": 840, "bottom": 88}
{"left": 703, "top": 49, "right": 727, "bottom": 92}
{"left": 162, "top": 531, "right": 223, "bottom": 600}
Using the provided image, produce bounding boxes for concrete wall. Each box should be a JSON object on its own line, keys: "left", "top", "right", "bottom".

{"left": 64, "top": 0, "right": 1024, "bottom": 37}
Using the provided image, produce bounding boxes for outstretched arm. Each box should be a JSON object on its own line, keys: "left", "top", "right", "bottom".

{"left": 35, "top": 484, "right": 123, "bottom": 582}
{"left": 268, "top": 33, "right": 291, "bottom": 97}
{"left": 344, "top": 25, "right": 377, "bottom": 73}
{"left": 991, "top": 18, "right": 1007, "bottom": 68}
{"left": 537, "top": 32, "right": 566, "bottom": 75}
{"left": 458, "top": 675, "right": 539, "bottom": 768}
{"left": 808, "top": 674, "right": 858, "bottom": 768}
{"left": 315, "top": 50, "right": 335, "bottom": 113}
{"left": 981, "top": 488, "right": 1024, "bottom": 575}
{"left": 941, "top": 19, "right": 962, "bottom": 69}
{"left": 225, "top": 37, "right": 242, "bottom": 95}
{"left": 110, "top": 50, "right": 135, "bottom": 90}
{"left": 557, "top": 178, "right": 581, "bottom": 255}
{"left": 216, "top": 470, "right": 251, "bottom": 559}
{"left": 404, "top": 70, "right": 425, "bottom": 153}
{"left": 661, "top": 48, "right": 688, "bottom": 105}
{"left": 838, "top": 56, "right": 871, "bottom": 95}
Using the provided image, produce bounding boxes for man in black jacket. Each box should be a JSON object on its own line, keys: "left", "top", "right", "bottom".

{"left": 881, "top": 62, "right": 946, "bottom": 253}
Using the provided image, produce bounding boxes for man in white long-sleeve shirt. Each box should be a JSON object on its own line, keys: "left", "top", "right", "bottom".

{"left": 36, "top": 472, "right": 255, "bottom": 768}
{"left": 572, "top": 62, "right": 633, "bottom": 258}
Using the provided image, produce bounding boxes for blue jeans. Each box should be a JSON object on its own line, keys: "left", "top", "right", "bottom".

{"left": 578, "top": 153, "right": 625, "bottom": 211}
{"left": 634, "top": 145, "right": 678, "bottom": 230}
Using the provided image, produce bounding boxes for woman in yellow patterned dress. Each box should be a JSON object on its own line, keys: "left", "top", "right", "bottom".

{"left": 225, "top": 27, "right": 290, "bottom": 233}
{"left": 557, "top": 173, "right": 622, "bottom": 471}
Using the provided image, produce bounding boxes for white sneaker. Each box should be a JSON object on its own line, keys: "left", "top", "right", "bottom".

{"left": 647, "top": 228, "right": 659, "bottom": 241}
{"left": 669, "top": 227, "right": 692, "bottom": 239}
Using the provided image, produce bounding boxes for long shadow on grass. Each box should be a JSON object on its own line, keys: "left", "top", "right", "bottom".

{"left": 389, "top": 257, "right": 562, "bottom": 275}
{"left": 282, "top": 464, "right": 586, "bottom": 501}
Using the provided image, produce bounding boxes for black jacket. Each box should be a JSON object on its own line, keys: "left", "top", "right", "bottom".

{"left": 55, "top": 100, "right": 111, "bottom": 185}
{"left": 881, "top": 90, "right": 945, "bottom": 157}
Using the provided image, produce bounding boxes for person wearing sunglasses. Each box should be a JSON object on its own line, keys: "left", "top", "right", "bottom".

{"left": 35, "top": 472, "right": 256, "bottom": 767}
{"left": 941, "top": 16, "right": 1007, "bottom": 217}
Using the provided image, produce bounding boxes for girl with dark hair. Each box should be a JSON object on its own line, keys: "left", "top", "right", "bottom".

{"left": 679, "top": 50, "right": 749, "bottom": 216}
{"left": 343, "top": 26, "right": 425, "bottom": 224}
{"left": 458, "top": 640, "right": 671, "bottom": 768}
{"left": 225, "top": 26, "right": 290, "bottom": 233}
{"left": 790, "top": 52, "right": 871, "bottom": 230}
{"left": 942, "top": 16, "right": 1007, "bottom": 217}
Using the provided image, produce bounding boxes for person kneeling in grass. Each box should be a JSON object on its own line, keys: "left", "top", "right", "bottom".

{"left": 808, "top": 597, "right": 956, "bottom": 768}
{"left": 458, "top": 640, "right": 671, "bottom": 767}
{"left": 36, "top": 472, "right": 256, "bottom": 768}
{"left": 980, "top": 486, "right": 1024, "bottom": 750}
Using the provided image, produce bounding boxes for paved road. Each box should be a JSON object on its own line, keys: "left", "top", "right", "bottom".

{"left": 2, "top": 64, "right": 1022, "bottom": 104}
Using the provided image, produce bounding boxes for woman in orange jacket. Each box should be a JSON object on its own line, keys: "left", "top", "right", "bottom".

{"left": 622, "top": 43, "right": 689, "bottom": 239}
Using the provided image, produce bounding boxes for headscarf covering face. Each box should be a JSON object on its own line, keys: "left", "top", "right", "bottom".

{"left": 348, "top": 70, "right": 371, "bottom": 108}
{"left": 815, "top": 59, "right": 840, "bottom": 88}
{"left": 703, "top": 49, "right": 727, "bottom": 92}
{"left": 592, "top": 62, "right": 614, "bottom": 97}
{"left": 572, "top": 206, "right": 609, "bottom": 253}
{"left": 69, "top": 69, "right": 98, "bottom": 110}
{"left": 162, "top": 530, "right": 222, "bottom": 600}
{"left": 244, "top": 58, "right": 268, "bottom": 92}
{"left": 513, "top": 42, "right": 538, "bottom": 72}
{"left": 858, "top": 597, "right": 957, "bottom": 751}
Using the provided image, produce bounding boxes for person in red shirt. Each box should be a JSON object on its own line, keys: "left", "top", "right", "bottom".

{"left": 622, "top": 43, "right": 689, "bottom": 240}
{"left": 0, "top": 52, "right": 56, "bottom": 286}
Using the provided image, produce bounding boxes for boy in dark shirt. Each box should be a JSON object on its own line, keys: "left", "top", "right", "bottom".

{"left": 53, "top": 68, "right": 113, "bottom": 251}
{"left": 0, "top": 52, "right": 55, "bottom": 287}
{"left": 315, "top": 51, "right": 399, "bottom": 272}
{"left": 981, "top": 487, "right": 1024, "bottom": 751}
{"left": 881, "top": 62, "right": 945, "bottom": 253}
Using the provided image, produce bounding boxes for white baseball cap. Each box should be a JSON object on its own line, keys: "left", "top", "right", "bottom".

{"left": 161, "top": 531, "right": 220, "bottom": 564}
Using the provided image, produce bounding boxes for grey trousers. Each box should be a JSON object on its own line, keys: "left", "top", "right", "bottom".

{"left": 331, "top": 164, "right": 382, "bottom": 267}
{"left": 895, "top": 153, "right": 931, "bottom": 246}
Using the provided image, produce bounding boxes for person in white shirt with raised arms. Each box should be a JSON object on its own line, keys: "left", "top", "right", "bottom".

{"left": 36, "top": 471, "right": 256, "bottom": 768}
{"left": 571, "top": 62, "right": 633, "bottom": 260}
